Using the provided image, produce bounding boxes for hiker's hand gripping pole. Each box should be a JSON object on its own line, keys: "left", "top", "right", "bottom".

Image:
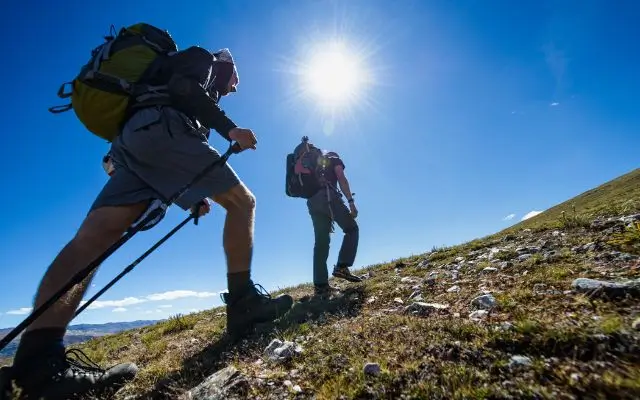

{"left": 0, "top": 141, "right": 240, "bottom": 352}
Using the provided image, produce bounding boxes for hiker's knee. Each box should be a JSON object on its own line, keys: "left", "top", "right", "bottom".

{"left": 212, "top": 183, "right": 256, "bottom": 213}
{"left": 343, "top": 222, "right": 359, "bottom": 236}
{"left": 75, "top": 203, "right": 147, "bottom": 247}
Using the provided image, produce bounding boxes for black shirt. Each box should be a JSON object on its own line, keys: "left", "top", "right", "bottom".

{"left": 153, "top": 46, "right": 238, "bottom": 140}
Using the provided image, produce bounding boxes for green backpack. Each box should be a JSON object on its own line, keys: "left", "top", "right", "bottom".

{"left": 49, "top": 23, "right": 178, "bottom": 142}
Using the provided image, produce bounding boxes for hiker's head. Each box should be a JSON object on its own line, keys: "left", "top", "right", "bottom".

{"left": 213, "top": 48, "right": 239, "bottom": 96}
{"left": 294, "top": 136, "right": 321, "bottom": 158}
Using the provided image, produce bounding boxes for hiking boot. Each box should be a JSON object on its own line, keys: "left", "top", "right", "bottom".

{"left": 314, "top": 283, "right": 341, "bottom": 299}
{"left": 0, "top": 366, "right": 13, "bottom": 400}
{"left": 222, "top": 283, "right": 294, "bottom": 338}
{"left": 6, "top": 347, "right": 137, "bottom": 399}
{"left": 332, "top": 265, "right": 362, "bottom": 283}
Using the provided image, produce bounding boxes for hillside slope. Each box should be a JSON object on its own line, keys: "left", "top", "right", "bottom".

{"left": 4, "top": 168, "right": 640, "bottom": 400}
{"left": 503, "top": 168, "right": 640, "bottom": 233}
{"left": 0, "top": 320, "right": 159, "bottom": 359}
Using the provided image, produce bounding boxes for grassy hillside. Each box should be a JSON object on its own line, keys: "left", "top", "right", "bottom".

{"left": 4, "top": 168, "right": 640, "bottom": 399}
{"left": 504, "top": 168, "right": 640, "bottom": 233}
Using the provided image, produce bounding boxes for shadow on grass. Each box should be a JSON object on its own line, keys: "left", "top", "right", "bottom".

{"left": 140, "top": 285, "right": 367, "bottom": 399}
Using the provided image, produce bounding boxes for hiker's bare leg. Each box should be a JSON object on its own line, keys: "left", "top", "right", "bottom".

{"left": 211, "top": 181, "right": 292, "bottom": 336}
{"left": 26, "top": 202, "right": 149, "bottom": 333}
{"left": 211, "top": 182, "right": 256, "bottom": 274}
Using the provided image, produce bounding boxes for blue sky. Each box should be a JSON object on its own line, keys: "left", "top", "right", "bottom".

{"left": 1, "top": 0, "right": 638, "bottom": 328}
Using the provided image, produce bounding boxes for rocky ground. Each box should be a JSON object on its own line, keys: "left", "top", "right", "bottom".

{"left": 47, "top": 212, "right": 637, "bottom": 400}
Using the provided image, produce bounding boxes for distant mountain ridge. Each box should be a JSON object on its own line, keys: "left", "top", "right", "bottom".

{"left": 0, "top": 320, "right": 159, "bottom": 358}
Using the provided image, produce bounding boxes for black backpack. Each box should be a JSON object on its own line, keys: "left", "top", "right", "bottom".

{"left": 285, "top": 137, "right": 330, "bottom": 199}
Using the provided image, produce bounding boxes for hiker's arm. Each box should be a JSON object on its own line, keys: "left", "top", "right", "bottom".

{"left": 334, "top": 165, "right": 354, "bottom": 202}
{"left": 164, "top": 46, "right": 237, "bottom": 141}
{"left": 167, "top": 73, "right": 237, "bottom": 141}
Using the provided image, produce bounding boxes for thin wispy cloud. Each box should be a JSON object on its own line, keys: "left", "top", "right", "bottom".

{"left": 4, "top": 290, "right": 221, "bottom": 315}
{"left": 79, "top": 296, "right": 147, "bottom": 310}
{"left": 550, "top": 102, "right": 560, "bottom": 106}
{"left": 522, "top": 210, "right": 543, "bottom": 221}
{"left": 143, "top": 309, "right": 166, "bottom": 314}
{"left": 6, "top": 307, "right": 32, "bottom": 315}
{"left": 503, "top": 213, "right": 516, "bottom": 221}
{"left": 146, "top": 290, "right": 218, "bottom": 301}
{"left": 543, "top": 42, "right": 568, "bottom": 99}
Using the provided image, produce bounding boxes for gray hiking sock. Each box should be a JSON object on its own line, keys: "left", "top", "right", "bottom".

{"left": 13, "top": 327, "right": 66, "bottom": 368}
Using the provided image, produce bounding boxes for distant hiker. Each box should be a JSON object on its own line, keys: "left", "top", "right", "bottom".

{"left": 285, "top": 136, "right": 361, "bottom": 298}
{"left": 1, "top": 23, "right": 293, "bottom": 399}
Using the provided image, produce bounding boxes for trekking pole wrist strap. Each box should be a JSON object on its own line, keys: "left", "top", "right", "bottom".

{"left": 347, "top": 192, "right": 355, "bottom": 203}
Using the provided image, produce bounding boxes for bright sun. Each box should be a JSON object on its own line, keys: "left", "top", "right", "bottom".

{"left": 300, "top": 42, "right": 370, "bottom": 108}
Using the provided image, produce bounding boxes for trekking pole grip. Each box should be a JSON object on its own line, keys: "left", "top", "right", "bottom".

{"left": 230, "top": 141, "right": 242, "bottom": 154}
{"left": 191, "top": 199, "right": 207, "bottom": 225}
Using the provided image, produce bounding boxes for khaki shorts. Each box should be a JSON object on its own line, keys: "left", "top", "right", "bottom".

{"left": 89, "top": 106, "right": 241, "bottom": 218}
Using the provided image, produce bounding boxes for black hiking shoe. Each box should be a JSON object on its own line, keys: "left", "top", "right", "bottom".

{"left": 0, "top": 366, "right": 13, "bottom": 399}
{"left": 4, "top": 347, "right": 137, "bottom": 399}
{"left": 314, "top": 283, "right": 341, "bottom": 299}
{"left": 222, "top": 283, "right": 294, "bottom": 338}
{"left": 332, "top": 265, "right": 362, "bottom": 283}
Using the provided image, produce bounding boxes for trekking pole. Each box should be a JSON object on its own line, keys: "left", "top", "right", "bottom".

{"left": 0, "top": 141, "right": 242, "bottom": 352}
{"left": 73, "top": 201, "right": 206, "bottom": 317}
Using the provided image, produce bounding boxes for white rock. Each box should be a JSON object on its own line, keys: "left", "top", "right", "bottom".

{"left": 509, "top": 355, "right": 532, "bottom": 367}
{"left": 469, "top": 310, "right": 488, "bottom": 321}
{"left": 488, "top": 248, "right": 501, "bottom": 259}
{"left": 264, "top": 339, "right": 303, "bottom": 363}
{"left": 498, "top": 322, "right": 514, "bottom": 331}
{"left": 518, "top": 254, "right": 532, "bottom": 262}
{"left": 447, "top": 285, "right": 460, "bottom": 293}
{"left": 471, "top": 294, "right": 497, "bottom": 310}
{"left": 404, "top": 302, "right": 449, "bottom": 317}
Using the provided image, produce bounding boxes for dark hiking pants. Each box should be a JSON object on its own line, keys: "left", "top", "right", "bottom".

{"left": 306, "top": 188, "right": 359, "bottom": 286}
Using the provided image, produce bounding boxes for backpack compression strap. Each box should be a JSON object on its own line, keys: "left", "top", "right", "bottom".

{"left": 48, "top": 25, "right": 176, "bottom": 115}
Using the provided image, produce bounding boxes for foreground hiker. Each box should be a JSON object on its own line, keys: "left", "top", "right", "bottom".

{"left": 1, "top": 24, "right": 293, "bottom": 399}
{"left": 286, "top": 136, "right": 361, "bottom": 298}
